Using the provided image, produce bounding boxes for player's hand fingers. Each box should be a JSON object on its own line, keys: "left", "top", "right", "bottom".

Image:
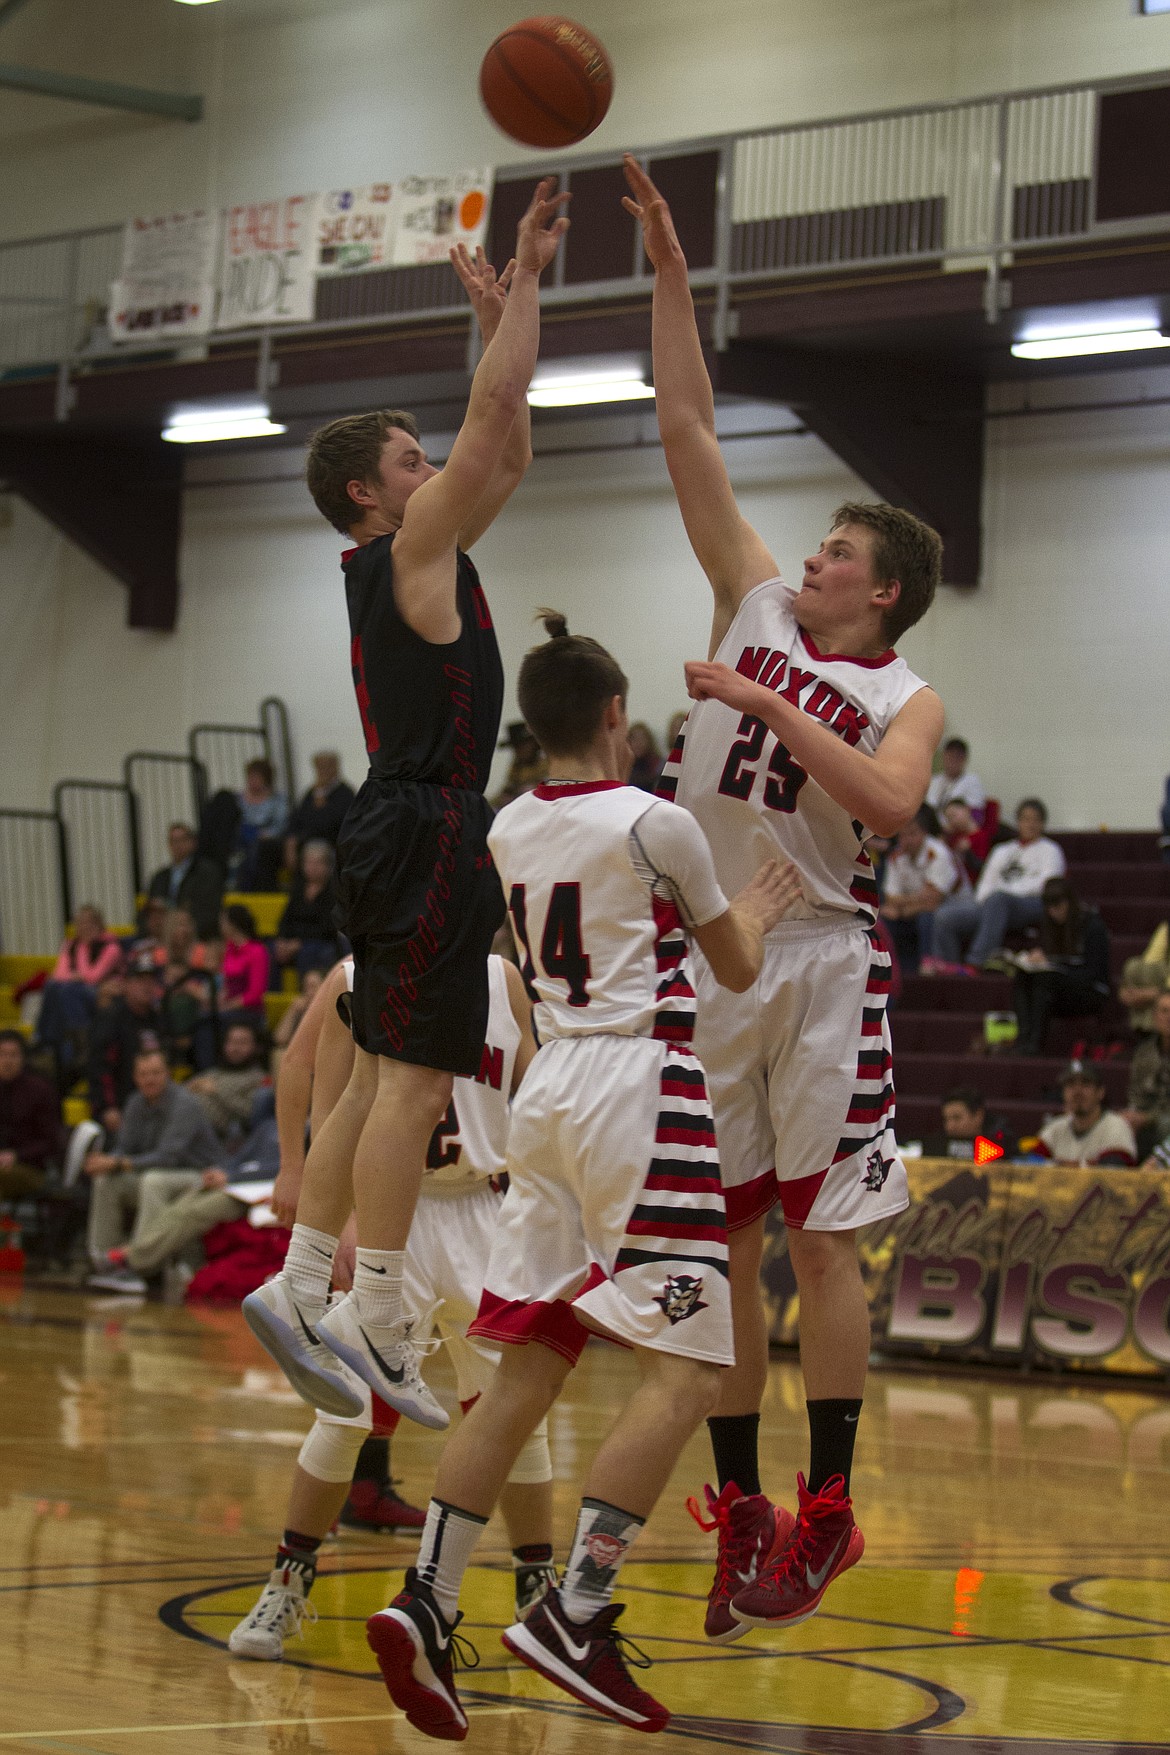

{"left": 621, "top": 196, "right": 644, "bottom": 220}
{"left": 497, "top": 258, "right": 517, "bottom": 292}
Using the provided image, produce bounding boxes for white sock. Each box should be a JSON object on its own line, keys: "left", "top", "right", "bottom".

{"left": 414, "top": 1497, "right": 488, "bottom": 1621}
{"left": 353, "top": 1248, "right": 405, "bottom": 1330}
{"left": 559, "top": 1497, "right": 644, "bottom": 1624}
{"left": 283, "top": 1224, "right": 338, "bottom": 1320}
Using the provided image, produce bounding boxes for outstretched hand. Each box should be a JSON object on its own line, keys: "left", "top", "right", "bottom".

{"left": 514, "top": 176, "right": 571, "bottom": 276}
{"left": 685, "top": 659, "right": 770, "bottom": 718}
{"left": 734, "top": 858, "right": 803, "bottom": 936}
{"left": 621, "top": 154, "right": 684, "bottom": 269}
{"left": 450, "top": 243, "right": 516, "bottom": 340}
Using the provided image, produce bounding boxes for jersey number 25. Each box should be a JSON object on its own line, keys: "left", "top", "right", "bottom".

{"left": 508, "top": 882, "right": 591, "bottom": 1007}
{"left": 718, "top": 713, "right": 808, "bottom": 813}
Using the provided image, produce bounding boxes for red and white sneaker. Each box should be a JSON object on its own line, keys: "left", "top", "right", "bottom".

{"left": 502, "top": 1587, "right": 670, "bottom": 1733}
{"left": 686, "top": 1482, "right": 795, "bottom": 1643}
{"left": 340, "top": 1478, "right": 426, "bottom": 1533}
{"left": 730, "top": 1473, "right": 864, "bottom": 1631}
{"left": 366, "top": 1569, "right": 478, "bottom": 1741}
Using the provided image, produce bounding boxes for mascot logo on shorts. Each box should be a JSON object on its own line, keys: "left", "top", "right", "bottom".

{"left": 656, "top": 1272, "right": 707, "bottom": 1325}
{"left": 862, "top": 1149, "right": 893, "bottom": 1192}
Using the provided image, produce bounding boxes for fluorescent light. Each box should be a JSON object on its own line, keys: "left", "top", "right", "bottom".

{"left": 1011, "top": 328, "right": 1170, "bottom": 360}
{"left": 163, "top": 402, "right": 287, "bottom": 443}
{"left": 173, "top": 1, "right": 223, "bottom": 7}
{"left": 528, "top": 363, "right": 654, "bottom": 408}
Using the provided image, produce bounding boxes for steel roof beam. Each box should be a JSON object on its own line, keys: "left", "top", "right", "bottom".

{"left": 0, "top": 62, "right": 202, "bottom": 119}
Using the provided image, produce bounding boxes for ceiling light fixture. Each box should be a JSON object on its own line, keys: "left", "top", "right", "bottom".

{"left": 1011, "top": 327, "right": 1170, "bottom": 360}
{"left": 528, "top": 364, "right": 654, "bottom": 408}
{"left": 162, "top": 402, "right": 287, "bottom": 443}
{"left": 173, "top": 1, "right": 224, "bottom": 8}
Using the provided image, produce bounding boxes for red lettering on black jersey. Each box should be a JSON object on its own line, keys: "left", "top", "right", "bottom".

{"left": 477, "top": 1043, "right": 504, "bottom": 1090}
{"left": 351, "top": 634, "right": 381, "bottom": 754}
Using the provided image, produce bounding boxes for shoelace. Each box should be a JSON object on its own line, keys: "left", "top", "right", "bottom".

{"left": 608, "top": 1628, "right": 654, "bottom": 1673}
{"left": 447, "top": 1629, "right": 480, "bottom": 1674}
{"left": 686, "top": 1486, "right": 764, "bottom": 1597}
{"left": 249, "top": 1582, "right": 318, "bottom": 1640}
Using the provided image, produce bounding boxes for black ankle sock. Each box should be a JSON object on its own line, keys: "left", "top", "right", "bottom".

{"left": 277, "top": 1527, "right": 321, "bottom": 1579}
{"left": 354, "top": 1434, "right": 389, "bottom": 1486}
{"left": 706, "top": 1413, "right": 761, "bottom": 1496}
{"left": 806, "top": 1399, "right": 863, "bottom": 1496}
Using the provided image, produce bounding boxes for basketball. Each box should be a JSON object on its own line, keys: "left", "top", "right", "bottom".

{"left": 479, "top": 16, "right": 613, "bottom": 150}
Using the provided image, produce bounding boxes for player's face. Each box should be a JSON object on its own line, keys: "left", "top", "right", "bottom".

{"left": 368, "top": 430, "right": 439, "bottom": 524}
{"left": 797, "top": 525, "right": 894, "bottom": 638}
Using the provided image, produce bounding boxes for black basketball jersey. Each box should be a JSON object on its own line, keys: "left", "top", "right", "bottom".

{"left": 343, "top": 534, "right": 504, "bottom": 792}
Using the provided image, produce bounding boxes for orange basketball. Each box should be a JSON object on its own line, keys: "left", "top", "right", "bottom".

{"left": 479, "top": 16, "right": 613, "bottom": 150}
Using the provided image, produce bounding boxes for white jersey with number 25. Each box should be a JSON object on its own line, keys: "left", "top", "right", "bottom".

{"left": 661, "top": 576, "right": 928, "bottom": 923}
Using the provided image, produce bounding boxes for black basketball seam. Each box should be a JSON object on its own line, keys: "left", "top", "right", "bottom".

{"left": 486, "top": 30, "right": 605, "bottom": 136}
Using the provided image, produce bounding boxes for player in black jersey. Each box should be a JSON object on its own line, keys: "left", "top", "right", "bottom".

{"left": 243, "top": 181, "right": 570, "bottom": 1429}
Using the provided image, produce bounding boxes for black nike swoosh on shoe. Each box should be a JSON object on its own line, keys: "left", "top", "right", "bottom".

{"left": 293, "top": 1306, "right": 321, "bottom": 1349}
{"left": 358, "top": 1325, "right": 406, "bottom": 1385}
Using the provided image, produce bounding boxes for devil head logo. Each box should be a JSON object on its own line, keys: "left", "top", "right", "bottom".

{"left": 862, "top": 1149, "right": 893, "bottom": 1192}
{"left": 656, "top": 1273, "right": 707, "bottom": 1325}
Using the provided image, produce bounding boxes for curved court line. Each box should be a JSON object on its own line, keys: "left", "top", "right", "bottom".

{"left": 804, "top": 1651, "right": 966, "bottom": 1732}
{"left": 1050, "top": 1575, "right": 1170, "bottom": 1631}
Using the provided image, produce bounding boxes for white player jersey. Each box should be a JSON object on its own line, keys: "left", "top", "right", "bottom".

{"left": 345, "top": 954, "right": 519, "bottom": 1185}
{"left": 488, "top": 781, "right": 727, "bottom": 1044}
{"left": 660, "top": 576, "right": 928, "bottom": 923}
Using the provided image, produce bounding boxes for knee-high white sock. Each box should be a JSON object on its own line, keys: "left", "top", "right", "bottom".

{"left": 353, "top": 1248, "right": 404, "bottom": 1330}
{"left": 558, "top": 1497, "right": 645, "bottom": 1624}
{"left": 414, "top": 1497, "right": 488, "bottom": 1621}
{"left": 284, "top": 1224, "right": 338, "bottom": 1319}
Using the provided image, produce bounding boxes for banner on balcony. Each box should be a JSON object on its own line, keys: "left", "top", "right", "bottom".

{"left": 109, "top": 211, "right": 217, "bottom": 341}
{"left": 315, "top": 185, "right": 397, "bottom": 276}
{"left": 391, "top": 167, "right": 493, "bottom": 267}
{"left": 216, "top": 194, "right": 318, "bottom": 329}
{"left": 764, "top": 1159, "right": 1170, "bottom": 1378}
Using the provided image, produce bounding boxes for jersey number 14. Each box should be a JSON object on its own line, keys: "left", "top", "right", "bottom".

{"left": 509, "top": 882, "right": 591, "bottom": 1007}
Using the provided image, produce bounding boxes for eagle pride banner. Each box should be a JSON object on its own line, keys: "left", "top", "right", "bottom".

{"left": 109, "top": 211, "right": 217, "bottom": 341}
{"left": 216, "top": 194, "right": 318, "bottom": 328}
{"left": 764, "top": 1159, "right": 1170, "bottom": 1377}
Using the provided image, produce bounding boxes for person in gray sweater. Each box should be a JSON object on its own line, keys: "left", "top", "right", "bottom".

{"left": 83, "top": 1050, "right": 221, "bottom": 1286}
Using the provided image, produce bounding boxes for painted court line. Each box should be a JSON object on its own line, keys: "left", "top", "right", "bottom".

{"left": 0, "top": 1707, "right": 522, "bottom": 1741}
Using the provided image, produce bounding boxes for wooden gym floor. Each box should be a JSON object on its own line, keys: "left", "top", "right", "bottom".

{"left": 1, "top": 1282, "right": 1168, "bottom": 1754}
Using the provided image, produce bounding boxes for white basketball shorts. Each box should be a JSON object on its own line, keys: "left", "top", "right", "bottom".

{"left": 693, "top": 916, "right": 909, "bottom": 1233}
{"left": 320, "top": 1178, "right": 502, "bottom": 1431}
{"left": 469, "top": 1035, "right": 734, "bottom": 1367}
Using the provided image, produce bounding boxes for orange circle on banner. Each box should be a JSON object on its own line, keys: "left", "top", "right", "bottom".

{"left": 460, "top": 190, "right": 486, "bottom": 232}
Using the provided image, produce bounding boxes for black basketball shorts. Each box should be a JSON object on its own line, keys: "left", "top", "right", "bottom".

{"left": 336, "top": 777, "right": 505, "bottom": 1076}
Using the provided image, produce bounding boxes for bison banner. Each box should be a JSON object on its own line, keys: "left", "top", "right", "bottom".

{"left": 764, "top": 1159, "right": 1170, "bottom": 1377}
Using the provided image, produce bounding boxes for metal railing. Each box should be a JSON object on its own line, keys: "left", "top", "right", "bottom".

{"left": 52, "top": 780, "right": 139, "bottom": 928}
{"left": 0, "top": 809, "right": 68, "bottom": 955}
{"left": 123, "top": 751, "right": 208, "bottom": 881}
{"left": 1, "top": 69, "right": 1167, "bottom": 384}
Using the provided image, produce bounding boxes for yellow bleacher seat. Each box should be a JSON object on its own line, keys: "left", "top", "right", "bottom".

{"left": 224, "top": 892, "right": 287, "bottom": 937}
{"left": 265, "top": 991, "right": 296, "bottom": 1032}
{"left": 63, "top": 1097, "right": 91, "bottom": 1128}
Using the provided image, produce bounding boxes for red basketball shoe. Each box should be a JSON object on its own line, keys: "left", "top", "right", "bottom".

{"left": 340, "top": 1477, "right": 426, "bottom": 1533}
{"left": 686, "top": 1482, "right": 795, "bottom": 1643}
{"left": 730, "top": 1473, "right": 864, "bottom": 1631}
{"left": 502, "top": 1588, "right": 669, "bottom": 1732}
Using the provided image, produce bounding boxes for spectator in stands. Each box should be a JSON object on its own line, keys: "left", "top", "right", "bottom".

{"left": 159, "top": 909, "right": 218, "bottom": 1071}
{"left": 232, "top": 759, "right": 288, "bottom": 891}
{"left": 880, "top": 805, "right": 965, "bottom": 974}
{"left": 127, "top": 898, "right": 169, "bottom": 968}
{"left": 492, "top": 721, "right": 547, "bottom": 809}
{"left": 628, "top": 722, "right": 663, "bottom": 791}
{"left": 1036, "top": 1061, "right": 1137, "bottom": 1167}
{"left": 928, "top": 798, "right": 1066, "bottom": 974}
{"left": 185, "top": 1022, "right": 268, "bottom": 1147}
{"left": 921, "top": 1086, "right": 1016, "bottom": 1161}
{"left": 1011, "top": 877, "right": 1111, "bottom": 1055}
{"left": 87, "top": 953, "right": 166, "bottom": 1135}
{"left": 147, "top": 823, "right": 224, "bottom": 940}
{"left": 98, "top": 1114, "right": 283, "bottom": 1299}
{"left": 272, "top": 840, "right": 341, "bottom": 981}
{"left": 0, "top": 1030, "right": 61, "bottom": 1198}
{"left": 35, "top": 905, "right": 124, "bottom": 1083}
{"left": 926, "top": 737, "right": 986, "bottom": 822}
{"left": 1118, "top": 923, "right": 1169, "bottom": 1040}
{"left": 283, "top": 751, "right": 355, "bottom": 869}
{"left": 272, "top": 967, "right": 325, "bottom": 1056}
{"left": 83, "top": 1048, "right": 222, "bottom": 1289}
{"left": 219, "top": 904, "right": 268, "bottom": 1037}
{"left": 1124, "top": 990, "right": 1170, "bottom": 1160}
{"left": 941, "top": 798, "right": 1007, "bottom": 886}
